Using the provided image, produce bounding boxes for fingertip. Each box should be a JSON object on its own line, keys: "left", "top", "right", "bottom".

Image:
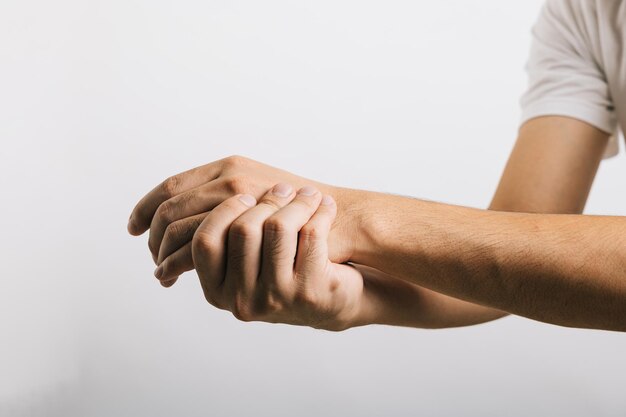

{"left": 297, "top": 185, "right": 319, "bottom": 197}
{"left": 161, "top": 277, "right": 178, "bottom": 288}
{"left": 319, "top": 195, "right": 337, "bottom": 219}
{"left": 127, "top": 217, "right": 137, "bottom": 234}
{"left": 156, "top": 259, "right": 174, "bottom": 281}
{"left": 157, "top": 259, "right": 178, "bottom": 286}
{"left": 127, "top": 218, "right": 146, "bottom": 236}
{"left": 310, "top": 195, "right": 336, "bottom": 233}
{"left": 272, "top": 182, "right": 295, "bottom": 198}
{"left": 320, "top": 194, "right": 335, "bottom": 207}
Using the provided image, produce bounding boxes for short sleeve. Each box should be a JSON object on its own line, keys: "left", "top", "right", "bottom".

{"left": 520, "top": 0, "right": 619, "bottom": 157}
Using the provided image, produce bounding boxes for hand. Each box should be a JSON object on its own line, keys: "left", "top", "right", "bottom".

{"left": 181, "top": 182, "right": 365, "bottom": 331}
{"left": 128, "top": 155, "right": 365, "bottom": 286}
{"left": 148, "top": 180, "right": 505, "bottom": 330}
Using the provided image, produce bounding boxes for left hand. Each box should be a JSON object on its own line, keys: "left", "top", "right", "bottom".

{"left": 161, "top": 182, "right": 365, "bottom": 331}
{"left": 127, "top": 155, "right": 367, "bottom": 287}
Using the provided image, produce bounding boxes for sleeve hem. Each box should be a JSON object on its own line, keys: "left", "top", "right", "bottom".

{"left": 520, "top": 99, "right": 616, "bottom": 135}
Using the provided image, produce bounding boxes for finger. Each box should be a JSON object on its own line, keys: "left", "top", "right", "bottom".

{"left": 192, "top": 193, "right": 257, "bottom": 307}
{"left": 260, "top": 185, "right": 322, "bottom": 292}
{"left": 154, "top": 242, "right": 193, "bottom": 283}
{"left": 147, "top": 178, "right": 236, "bottom": 262}
{"left": 157, "top": 212, "right": 207, "bottom": 265}
{"left": 224, "top": 183, "right": 296, "bottom": 303}
{"left": 294, "top": 194, "right": 337, "bottom": 279}
{"left": 128, "top": 163, "right": 221, "bottom": 236}
{"left": 161, "top": 277, "right": 178, "bottom": 288}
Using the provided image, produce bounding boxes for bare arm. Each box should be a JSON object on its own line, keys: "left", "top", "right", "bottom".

{"left": 348, "top": 117, "right": 626, "bottom": 331}
{"left": 346, "top": 116, "right": 611, "bottom": 329}
{"left": 491, "top": 116, "right": 608, "bottom": 214}
{"left": 174, "top": 114, "right": 620, "bottom": 332}
{"left": 457, "top": 116, "right": 610, "bottom": 322}
{"left": 127, "top": 116, "right": 612, "bottom": 330}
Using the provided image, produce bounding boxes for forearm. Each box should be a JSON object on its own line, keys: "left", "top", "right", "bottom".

{"left": 351, "top": 263, "right": 507, "bottom": 329}
{"left": 352, "top": 192, "right": 626, "bottom": 331}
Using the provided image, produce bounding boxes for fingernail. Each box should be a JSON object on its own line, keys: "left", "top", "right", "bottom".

{"left": 238, "top": 194, "right": 256, "bottom": 207}
{"left": 272, "top": 183, "right": 293, "bottom": 197}
{"left": 298, "top": 185, "right": 317, "bottom": 196}
{"left": 321, "top": 194, "right": 334, "bottom": 205}
{"left": 154, "top": 265, "right": 163, "bottom": 279}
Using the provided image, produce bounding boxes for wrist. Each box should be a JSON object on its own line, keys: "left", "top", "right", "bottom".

{"left": 327, "top": 186, "right": 375, "bottom": 264}
{"left": 332, "top": 187, "right": 383, "bottom": 266}
{"left": 349, "top": 191, "right": 461, "bottom": 271}
{"left": 347, "top": 190, "right": 408, "bottom": 268}
{"left": 348, "top": 263, "right": 429, "bottom": 328}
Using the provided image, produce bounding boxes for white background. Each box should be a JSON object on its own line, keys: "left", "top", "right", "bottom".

{"left": 1, "top": 1, "right": 626, "bottom": 416}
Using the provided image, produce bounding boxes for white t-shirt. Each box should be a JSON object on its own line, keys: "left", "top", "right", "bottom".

{"left": 520, "top": 0, "right": 625, "bottom": 157}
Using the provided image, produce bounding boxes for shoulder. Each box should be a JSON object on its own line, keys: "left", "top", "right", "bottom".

{"left": 532, "top": 0, "right": 607, "bottom": 60}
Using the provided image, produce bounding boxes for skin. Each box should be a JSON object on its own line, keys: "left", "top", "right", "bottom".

{"left": 354, "top": 198, "right": 626, "bottom": 331}
{"left": 190, "top": 185, "right": 364, "bottom": 331}
{"left": 454, "top": 115, "right": 611, "bottom": 324}
{"left": 130, "top": 156, "right": 362, "bottom": 286}
{"left": 350, "top": 116, "right": 624, "bottom": 331}
{"left": 129, "top": 116, "right": 624, "bottom": 331}
{"left": 128, "top": 155, "right": 506, "bottom": 329}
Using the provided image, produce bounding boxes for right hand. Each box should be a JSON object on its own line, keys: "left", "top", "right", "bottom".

{"left": 188, "top": 183, "right": 366, "bottom": 331}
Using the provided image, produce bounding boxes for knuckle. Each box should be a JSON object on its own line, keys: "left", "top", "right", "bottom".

{"left": 257, "top": 197, "right": 283, "bottom": 213}
{"left": 155, "top": 201, "right": 175, "bottom": 224}
{"left": 203, "top": 291, "right": 217, "bottom": 307}
{"left": 299, "top": 224, "right": 321, "bottom": 241}
{"left": 232, "top": 297, "right": 254, "bottom": 322}
{"left": 224, "top": 176, "right": 247, "bottom": 194}
{"left": 163, "top": 221, "right": 182, "bottom": 242}
{"left": 160, "top": 176, "right": 181, "bottom": 198}
{"left": 296, "top": 194, "right": 318, "bottom": 207}
{"left": 175, "top": 189, "right": 196, "bottom": 208}
{"left": 223, "top": 154, "right": 248, "bottom": 168}
{"left": 265, "top": 295, "right": 282, "bottom": 314}
{"left": 192, "top": 231, "right": 219, "bottom": 254}
{"left": 328, "top": 276, "right": 340, "bottom": 293}
{"left": 294, "top": 288, "right": 319, "bottom": 308}
{"left": 229, "top": 220, "right": 258, "bottom": 240}
{"left": 202, "top": 289, "right": 225, "bottom": 310}
{"left": 263, "top": 217, "right": 290, "bottom": 236}
{"left": 257, "top": 290, "right": 283, "bottom": 316}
